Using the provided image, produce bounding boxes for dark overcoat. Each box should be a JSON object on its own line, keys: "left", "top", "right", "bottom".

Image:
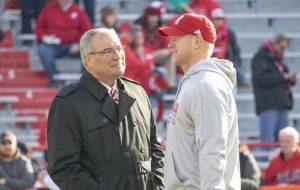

{"left": 251, "top": 46, "right": 294, "bottom": 115}
{"left": 47, "top": 71, "right": 164, "bottom": 190}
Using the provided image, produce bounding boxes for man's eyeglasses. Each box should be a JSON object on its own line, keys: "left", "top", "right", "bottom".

{"left": 88, "top": 46, "right": 125, "bottom": 57}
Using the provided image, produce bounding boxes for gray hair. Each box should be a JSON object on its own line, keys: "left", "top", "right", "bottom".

{"left": 79, "top": 27, "right": 118, "bottom": 65}
{"left": 269, "top": 33, "right": 290, "bottom": 46}
{"left": 279, "top": 126, "right": 299, "bottom": 144}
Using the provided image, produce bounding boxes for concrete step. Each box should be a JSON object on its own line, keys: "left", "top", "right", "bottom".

{"left": 237, "top": 33, "right": 300, "bottom": 53}
{"left": 228, "top": 16, "right": 300, "bottom": 33}
{"left": 221, "top": 0, "right": 300, "bottom": 13}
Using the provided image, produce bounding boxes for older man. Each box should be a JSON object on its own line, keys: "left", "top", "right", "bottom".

{"left": 266, "top": 126, "right": 300, "bottom": 185}
{"left": 47, "top": 28, "right": 164, "bottom": 190}
{"left": 158, "top": 13, "right": 240, "bottom": 189}
{"left": 0, "top": 131, "right": 35, "bottom": 190}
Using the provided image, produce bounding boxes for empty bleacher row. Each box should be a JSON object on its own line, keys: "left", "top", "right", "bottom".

{"left": 0, "top": 27, "right": 54, "bottom": 157}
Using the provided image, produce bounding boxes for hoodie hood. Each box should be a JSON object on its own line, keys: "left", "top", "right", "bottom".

{"left": 184, "top": 58, "right": 236, "bottom": 89}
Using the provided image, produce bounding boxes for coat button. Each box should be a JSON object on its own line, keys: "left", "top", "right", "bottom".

{"left": 140, "top": 147, "right": 145, "bottom": 153}
{"left": 123, "top": 152, "right": 130, "bottom": 158}
{"left": 102, "top": 118, "right": 108, "bottom": 123}
{"left": 132, "top": 121, "right": 137, "bottom": 126}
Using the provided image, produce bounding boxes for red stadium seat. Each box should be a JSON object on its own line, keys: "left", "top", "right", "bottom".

{"left": 0, "top": 69, "right": 47, "bottom": 80}
{"left": 4, "top": 0, "right": 20, "bottom": 9}
{"left": 0, "top": 49, "right": 31, "bottom": 69}
{"left": 0, "top": 78, "right": 49, "bottom": 88}
{"left": 0, "top": 89, "right": 58, "bottom": 99}
{"left": 12, "top": 99, "right": 52, "bottom": 109}
{"left": 0, "top": 89, "right": 57, "bottom": 110}
{"left": 0, "top": 30, "right": 13, "bottom": 47}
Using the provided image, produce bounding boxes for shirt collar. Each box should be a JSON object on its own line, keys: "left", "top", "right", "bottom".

{"left": 59, "top": 1, "right": 73, "bottom": 12}
{"left": 99, "top": 81, "right": 118, "bottom": 93}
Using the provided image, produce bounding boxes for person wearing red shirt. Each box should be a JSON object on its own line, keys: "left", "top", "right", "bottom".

{"left": 118, "top": 23, "right": 143, "bottom": 86}
{"left": 183, "top": 0, "right": 222, "bottom": 20}
{"left": 35, "top": 0, "right": 92, "bottom": 85}
{"left": 99, "top": 6, "right": 118, "bottom": 30}
{"left": 135, "top": 6, "right": 170, "bottom": 63}
{"left": 210, "top": 8, "right": 229, "bottom": 59}
{"left": 119, "top": 22, "right": 155, "bottom": 93}
{"left": 266, "top": 127, "right": 300, "bottom": 185}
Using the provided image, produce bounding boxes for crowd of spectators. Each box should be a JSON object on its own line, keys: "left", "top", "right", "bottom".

{"left": 1, "top": 0, "right": 256, "bottom": 118}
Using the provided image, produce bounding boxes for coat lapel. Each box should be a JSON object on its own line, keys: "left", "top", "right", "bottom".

{"left": 80, "top": 71, "right": 107, "bottom": 102}
{"left": 118, "top": 90, "right": 135, "bottom": 124}
{"left": 101, "top": 98, "right": 118, "bottom": 124}
{"left": 79, "top": 71, "right": 118, "bottom": 123}
{"left": 117, "top": 79, "right": 136, "bottom": 124}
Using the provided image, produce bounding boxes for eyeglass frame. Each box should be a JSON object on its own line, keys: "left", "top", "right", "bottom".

{"left": 87, "top": 45, "right": 125, "bottom": 57}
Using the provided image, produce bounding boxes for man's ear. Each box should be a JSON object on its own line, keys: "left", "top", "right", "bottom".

{"left": 193, "top": 35, "right": 203, "bottom": 50}
{"left": 84, "top": 55, "right": 94, "bottom": 68}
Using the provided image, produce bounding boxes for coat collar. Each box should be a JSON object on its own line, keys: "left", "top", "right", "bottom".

{"left": 80, "top": 70, "right": 108, "bottom": 102}
{"left": 79, "top": 71, "right": 136, "bottom": 124}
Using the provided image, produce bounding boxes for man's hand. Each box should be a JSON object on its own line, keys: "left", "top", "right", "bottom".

{"left": 42, "top": 35, "right": 61, "bottom": 45}
{"left": 284, "top": 73, "right": 297, "bottom": 82}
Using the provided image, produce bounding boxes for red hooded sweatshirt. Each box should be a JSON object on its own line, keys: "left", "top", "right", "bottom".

{"left": 266, "top": 147, "right": 300, "bottom": 185}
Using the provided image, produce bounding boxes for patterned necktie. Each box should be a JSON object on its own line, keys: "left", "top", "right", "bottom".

{"left": 110, "top": 88, "right": 119, "bottom": 105}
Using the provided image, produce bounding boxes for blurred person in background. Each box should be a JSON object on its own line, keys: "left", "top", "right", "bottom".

{"left": 239, "top": 144, "right": 261, "bottom": 190}
{"left": 99, "top": 6, "right": 118, "bottom": 30}
{"left": 251, "top": 34, "right": 296, "bottom": 142}
{"left": 17, "top": 142, "right": 42, "bottom": 179}
{"left": 118, "top": 22, "right": 146, "bottom": 86}
{"left": 211, "top": 8, "right": 248, "bottom": 89}
{"left": 118, "top": 22, "right": 169, "bottom": 123}
{"left": 210, "top": 8, "right": 229, "bottom": 59}
{"left": 20, "top": 0, "right": 47, "bottom": 34}
{"left": 35, "top": 0, "right": 92, "bottom": 86}
{"left": 182, "top": 0, "right": 222, "bottom": 20}
{"left": 136, "top": 5, "right": 170, "bottom": 64}
{"left": 265, "top": 126, "right": 300, "bottom": 185}
{"left": 0, "top": 131, "right": 35, "bottom": 190}
{"left": 74, "top": 0, "right": 95, "bottom": 25}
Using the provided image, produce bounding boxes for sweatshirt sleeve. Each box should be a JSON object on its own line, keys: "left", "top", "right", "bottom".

{"left": 190, "top": 82, "right": 228, "bottom": 189}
